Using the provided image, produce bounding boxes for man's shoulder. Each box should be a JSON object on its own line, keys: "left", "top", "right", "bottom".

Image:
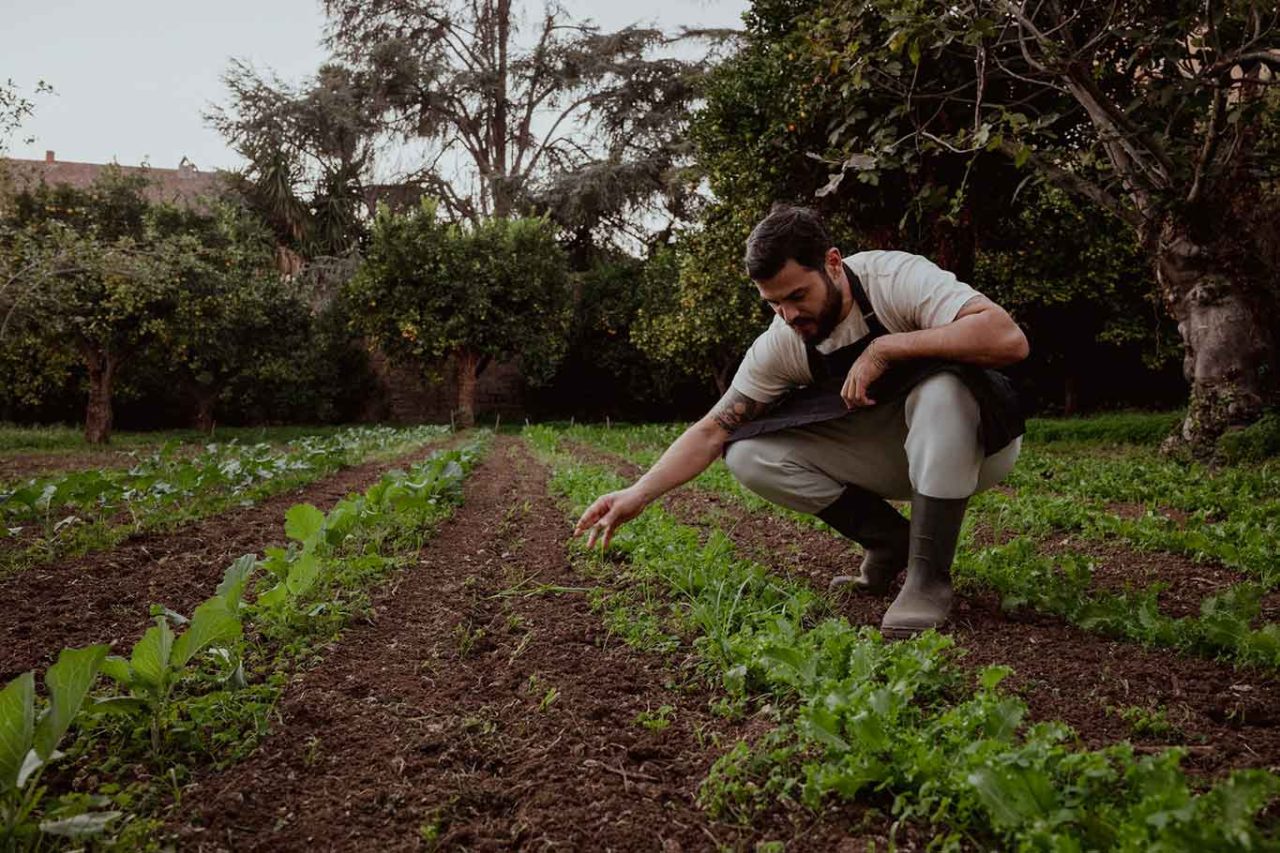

{"left": 846, "top": 249, "right": 925, "bottom": 278}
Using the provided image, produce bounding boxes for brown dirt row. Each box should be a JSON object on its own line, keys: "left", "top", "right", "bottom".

{"left": 0, "top": 450, "right": 151, "bottom": 484}
{"left": 173, "top": 437, "right": 915, "bottom": 852}
{"left": 0, "top": 440, "right": 450, "bottom": 682}
{"left": 968, "top": 521, "right": 1264, "bottom": 622}
{"left": 566, "top": 440, "right": 1280, "bottom": 781}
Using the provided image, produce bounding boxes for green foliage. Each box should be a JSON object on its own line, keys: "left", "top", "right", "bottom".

{"left": 92, "top": 561, "right": 251, "bottom": 757}
{"left": 0, "top": 168, "right": 328, "bottom": 440}
{"left": 1, "top": 645, "right": 114, "bottom": 847}
{"left": 1024, "top": 412, "right": 1185, "bottom": 446}
{"left": 532, "top": 425, "right": 1280, "bottom": 847}
{"left": 348, "top": 202, "right": 571, "bottom": 419}
{"left": 976, "top": 185, "right": 1182, "bottom": 411}
{"left": 254, "top": 440, "right": 481, "bottom": 621}
{"left": 633, "top": 216, "right": 769, "bottom": 393}
{"left": 1218, "top": 413, "right": 1280, "bottom": 464}
{"left": 538, "top": 253, "right": 704, "bottom": 419}
{"left": 211, "top": 60, "right": 379, "bottom": 255}
{"left": 160, "top": 199, "right": 303, "bottom": 427}
{"left": 353, "top": 202, "right": 568, "bottom": 368}
{"left": 0, "top": 426, "right": 448, "bottom": 571}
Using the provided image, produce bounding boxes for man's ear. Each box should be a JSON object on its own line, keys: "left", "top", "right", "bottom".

{"left": 825, "top": 246, "right": 843, "bottom": 275}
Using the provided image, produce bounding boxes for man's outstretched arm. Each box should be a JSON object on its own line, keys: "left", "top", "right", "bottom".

{"left": 573, "top": 388, "right": 770, "bottom": 550}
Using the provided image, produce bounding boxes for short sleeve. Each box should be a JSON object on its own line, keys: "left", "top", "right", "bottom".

{"left": 729, "top": 318, "right": 811, "bottom": 403}
{"left": 855, "top": 251, "right": 983, "bottom": 332}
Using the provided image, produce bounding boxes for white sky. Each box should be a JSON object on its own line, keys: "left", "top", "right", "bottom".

{"left": 3, "top": 0, "right": 748, "bottom": 172}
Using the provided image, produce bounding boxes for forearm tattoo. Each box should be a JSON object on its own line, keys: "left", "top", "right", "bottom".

{"left": 711, "top": 389, "right": 769, "bottom": 434}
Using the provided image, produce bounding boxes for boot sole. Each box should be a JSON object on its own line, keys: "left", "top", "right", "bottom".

{"left": 881, "top": 622, "right": 947, "bottom": 640}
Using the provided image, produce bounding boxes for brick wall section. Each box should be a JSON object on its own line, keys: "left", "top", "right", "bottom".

{"left": 362, "top": 344, "right": 527, "bottom": 424}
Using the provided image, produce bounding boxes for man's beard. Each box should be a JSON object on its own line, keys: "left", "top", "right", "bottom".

{"left": 792, "top": 268, "right": 844, "bottom": 343}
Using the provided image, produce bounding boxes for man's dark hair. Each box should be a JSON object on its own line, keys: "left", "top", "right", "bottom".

{"left": 744, "top": 203, "right": 833, "bottom": 281}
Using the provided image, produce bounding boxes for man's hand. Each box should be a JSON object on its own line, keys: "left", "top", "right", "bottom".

{"left": 841, "top": 339, "right": 890, "bottom": 408}
{"left": 573, "top": 486, "right": 648, "bottom": 551}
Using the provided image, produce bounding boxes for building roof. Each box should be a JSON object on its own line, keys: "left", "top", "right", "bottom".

{"left": 1, "top": 151, "right": 226, "bottom": 208}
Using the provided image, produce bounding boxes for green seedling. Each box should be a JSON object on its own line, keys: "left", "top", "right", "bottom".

{"left": 1112, "top": 704, "right": 1182, "bottom": 740}
{"left": 454, "top": 622, "right": 486, "bottom": 658}
{"left": 1, "top": 645, "right": 115, "bottom": 848}
{"left": 634, "top": 705, "right": 675, "bottom": 732}
{"left": 91, "top": 559, "right": 252, "bottom": 756}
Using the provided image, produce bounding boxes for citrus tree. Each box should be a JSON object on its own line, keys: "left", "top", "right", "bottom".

{"left": 348, "top": 201, "right": 570, "bottom": 427}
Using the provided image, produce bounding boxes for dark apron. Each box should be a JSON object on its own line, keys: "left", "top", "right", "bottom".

{"left": 724, "top": 263, "right": 1024, "bottom": 457}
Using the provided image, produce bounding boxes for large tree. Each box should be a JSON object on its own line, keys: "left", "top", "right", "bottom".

{"left": 321, "top": 0, "right": 730, "bottom": 232}
{"left": 157, "top": 201, "right": 303, "bottom": 432}
{"left": 347, "top": 201, "right": 570, "bottom": 426}
{"left": 209, "top": 61, "right": 383, "bottom": 259}
{"left": 0, "top": 172, "right": 184, "bottom": 443}
{"left": 807, "top": 0, "right": 1280, "bottom": 451}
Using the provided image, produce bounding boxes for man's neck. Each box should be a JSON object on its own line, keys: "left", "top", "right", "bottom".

{"left": 835, "top": 260, "right": 854, "bottom": 325}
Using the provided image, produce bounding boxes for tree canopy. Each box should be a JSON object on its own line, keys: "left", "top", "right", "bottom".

{"left": 347, "top": 201, "right": 570, "bottom": 426}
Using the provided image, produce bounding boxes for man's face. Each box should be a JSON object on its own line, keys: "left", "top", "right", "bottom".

{"left": 755, "top": 258, "right": 845, "bottom": 343}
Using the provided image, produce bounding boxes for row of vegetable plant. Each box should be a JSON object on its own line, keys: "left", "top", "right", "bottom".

{"left": 0, "top": 425, "right": 449, "bottom": 574}
{"left": 527, "top": 425, "right": 1279, "bottom": 849}
{"left": 563, "top": 423, "right": 1280, "bottom": 671}
{"left": 0, "top": 434, "right": 487, "bottom": 849}
{"left": 562, "top": 423, "right": 1280, "bottom": 584}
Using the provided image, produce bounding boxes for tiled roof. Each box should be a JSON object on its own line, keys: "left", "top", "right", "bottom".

{"left": 1, "top": 153, "right": 226, "bottom": 209}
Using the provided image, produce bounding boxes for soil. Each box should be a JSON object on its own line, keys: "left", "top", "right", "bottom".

{"left": 568, "top": 440, "right": 1280, "bottom": 782}
{"left": 0, "top": 450, "right": 147, "bottom": 485}
{"left": 1044, "top": 535, "right": 1251, "bottom": 620}
{"left": 0, "top": 443, "right": 446, "bottom": 682}
{"left": 173, "top": 438, "right": 917, "bottom": 852}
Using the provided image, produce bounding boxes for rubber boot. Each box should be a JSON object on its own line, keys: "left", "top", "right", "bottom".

{"left": 816, "top": 484, "right": 910, "bottom": 595}
{"left": 880, "top": 493, "right": 969, "bottom": 638}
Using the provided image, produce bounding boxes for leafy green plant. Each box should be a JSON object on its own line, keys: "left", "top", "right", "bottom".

{"left": 1, "top": 644, "right": 114, "bottom": 848}
{"left": 91, "top": 558, "right": 252, "bottom": 756}
{"left": 634, "top": 705, "right": 675, "bottom": 732}
{"left": 0, "top": 425, "right": 449, "bottom": 574}
{"left": 532, "top": 426, "right": 1280, "bottom": 848}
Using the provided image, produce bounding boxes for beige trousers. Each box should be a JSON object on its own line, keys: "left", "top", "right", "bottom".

{"left": 723, "top": 372, "right": 1021, "bottom": 513}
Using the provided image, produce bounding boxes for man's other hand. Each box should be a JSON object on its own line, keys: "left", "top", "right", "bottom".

{"left": 573, "top": 486, "right": 648, "bottom": 551}
{"left": 842, "top": 340, "right": 890, "bottom": 408}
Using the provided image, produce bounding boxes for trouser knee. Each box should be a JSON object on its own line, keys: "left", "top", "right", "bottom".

{"left": 904, "top": 373, "right": 984, "bottom": 499}
{"left": 723, "top": 438, "right": 837, "bottom": 514}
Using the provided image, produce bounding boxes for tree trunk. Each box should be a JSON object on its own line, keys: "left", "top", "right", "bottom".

{"left": 454, "top": 348, "right": 480, "bottom": 429}
{"left": 1156, "top": 225, "right": 1279, "bottom": 454}
{"left": 712, "top": 358, "right": 735, "bottom": 397}
{"left": 1063, "top": 373, "right": 1080, "bottom": 418}
{"left": 84, "top": 348, "right": 117, "bottom": 446}
{"left": 192, "top": 384, "right": 219, "bottom": 434}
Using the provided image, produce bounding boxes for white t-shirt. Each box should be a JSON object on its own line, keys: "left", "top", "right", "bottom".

{"left": 730, "top": 250, "right": 983, "bottom": 403}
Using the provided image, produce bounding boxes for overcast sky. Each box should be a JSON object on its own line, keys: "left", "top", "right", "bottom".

{"left": 4, "top": 0, "right": 747, "bottom": 172}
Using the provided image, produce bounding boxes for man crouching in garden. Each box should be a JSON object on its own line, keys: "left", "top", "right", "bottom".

{"left": 574, "top": 205, "right": 1029, "bottom": 637}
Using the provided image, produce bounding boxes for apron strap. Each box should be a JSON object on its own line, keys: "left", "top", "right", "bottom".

{"left": 844, "top": 262, "right": 888, "bottom": 338}
{"left": 805, "top": 262, "right": 888, "bottom": 381}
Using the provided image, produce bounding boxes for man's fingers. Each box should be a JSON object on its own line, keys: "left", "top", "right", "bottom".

{"left": 574, "top": 498, "right": 609, "bottom": 536}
